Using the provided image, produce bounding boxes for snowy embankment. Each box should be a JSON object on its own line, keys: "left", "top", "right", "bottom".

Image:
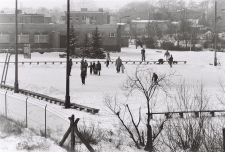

{"left": 0, "top": 45, "right": 225, "bottom": 151}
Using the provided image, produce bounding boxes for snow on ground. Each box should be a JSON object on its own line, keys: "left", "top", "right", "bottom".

{"left": 0, "top": 128, "right": 67, "bottom": 152}
{"left": 0, "top": 45, "right": 225, "bottom": 151}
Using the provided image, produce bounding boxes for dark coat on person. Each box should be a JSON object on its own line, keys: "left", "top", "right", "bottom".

{"left": 97, "top": 62, "right": 101, "bottom": 70}
{"left": 89, "top": 64, "right": 93, "bottom": 71}
{"left": 93, "top": 62, "right": 96, "bottom": 69}
{"left": 141, "top": 48, "right": 145, "bottom": 54}
{"left": 152, "top": 73, "right": 158, "bottom": 82}
{"left": 81, "top": 70, "right": 86, "bottom": 77}
{"left": 80, "top": 59, "right": 84, "bottom": 70}
{"left": 115, "top": 58, "right": 122, "bottom": 67}
{"left": 84, "top": 61, "right": 88, "bottom": 69}
{"left": 169, "top": 56, "right": 173, "bottom": 63}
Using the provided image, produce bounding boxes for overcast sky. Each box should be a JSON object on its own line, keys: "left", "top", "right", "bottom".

{"left": 0, "top": 0, "right": 206, "bottom": 11}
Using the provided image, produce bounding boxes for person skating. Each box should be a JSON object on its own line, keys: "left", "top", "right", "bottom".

{"left": 89, "top": 62, "right": 93, "bottom": 75}
{"left": 106, "top": 53, "right": 111, "bottom": 67}
{"left": 84, "top": 60, "right": 88, "bottom": 75}
{"left": 141, "top": 48, "right": 145, "bottom": 61}
{"left": 168, "top": 55, "right": 173, "bottom": 68}
{"left": 152, "top": 73, "right": 158, "bottom": 84}
{"left": 93, "top": 61, "right": 97, "bottom": 75}
{"left": 81, "top": 68, "right": 86, "bottom": 85}
{"left": 80, "top": 58, "right": 84, "bottom": 71}
{"left": 97, "top": 61, "right": 101, "bottom": 76}
{"left": 93, "top": 61, "right": 96, "bottom": 70}
{"left": 68, "top": 58, "right": 73, "bottom": 76}
{"left": 121, "top": 63, "right": 125, "bottom": 73}
{"left": 164, "top": 50, "right": 170, "bottom": 61}
{"left": 115, "top": 56, "right": 122, "bottom": 73}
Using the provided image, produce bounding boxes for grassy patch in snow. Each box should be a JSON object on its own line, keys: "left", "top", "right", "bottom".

{"left": 0, "top": 114, "right": 25, "bottom": 136}
{"left": 0, "top": 114, "right": 51, "bottom": 151}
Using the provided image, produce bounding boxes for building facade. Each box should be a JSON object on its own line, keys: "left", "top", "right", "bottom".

{"left": 65, "top": 8, "right": 109, "bottom": 25}
{"left": 0, "top": 23, "right": 121, "bottom": 52}
{"left": 0, "top": 13, "right": 52, "bottom": 24}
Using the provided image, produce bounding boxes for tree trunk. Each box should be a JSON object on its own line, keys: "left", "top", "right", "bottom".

{"left": 144, "top": 124, "right": 153, "bottom": 152}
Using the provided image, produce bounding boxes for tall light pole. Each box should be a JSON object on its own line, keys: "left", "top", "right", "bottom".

{"left": 119, "top": 15, "right": 130, "bottom": 51}
{"left": 14, "top": 0, "right": 19, "bottom": 93}
{"left": 214, "top": 0, "right": 217, "bottom": 66}
{"left": 65, "top": 0, "right": 70, "bottom": 109}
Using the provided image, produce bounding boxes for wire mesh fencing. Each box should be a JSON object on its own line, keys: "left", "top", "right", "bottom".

{"left": 0, "top": 90, "right": 70, "bottom": 144}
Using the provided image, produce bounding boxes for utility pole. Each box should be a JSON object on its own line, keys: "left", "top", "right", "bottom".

{"left": 65, "top": 0, "right": 70, "bottom": 108}
{"left": 214, "top": 0, "right": 217, "bottom": 66}
{"left": 14, "top": 0, "right": 19, "bottom": 93}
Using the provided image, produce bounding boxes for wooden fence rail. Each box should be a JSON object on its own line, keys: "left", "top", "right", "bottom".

{"left": 147, "top": 110, "right": 225, "bottom": 119}
{"left": 0, "top": 84, "right": 99, "bottom": 114}
{"left": 0, "top": 60, "right": 187, "bottom": 65}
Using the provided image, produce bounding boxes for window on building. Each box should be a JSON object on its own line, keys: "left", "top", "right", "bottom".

{"left": 76, "top": 16, "right": 79, "bottom": 21}
{"left": 82, "top": 16, "right": 86, "bottom": 21}
{"left": 34, "top": 35, "right": 49, "bottom": 43}
{"left": 0, "top": 35, "right": 10, "bottom": 43}
{"left": 18, "top": 35, "right": 29, "bottom": 43}
{"left": 109, "top": 33, "right": 116, "bottom": 37}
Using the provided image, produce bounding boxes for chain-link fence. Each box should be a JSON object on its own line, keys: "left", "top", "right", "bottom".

{"left": 0, "top": 90, "right": 70, "bottom": 145}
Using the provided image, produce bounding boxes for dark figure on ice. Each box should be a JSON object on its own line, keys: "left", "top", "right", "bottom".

{"left": 93, "top": 61, "right": 96, "bottom": 70}
{"left": 84, "top": 60, "right": 88, "bottom": 75}
{"left": 106, "top": 53, "right": 111, "bottom": 67}
{"left": 164, "top": 50, "right": 170, "bottom": 61}
{"left": 141, "top": 48, "right": 145, "bottom": 61}
{"left": 115, "top": 56, "right": 122, "bottom": 73}
{"left": 81, "top": 68, "right": 86, "bottom": 85}
{"left": 68, "top": 59, "right": 73, "bottom": 76}
{"left": 89, "top": 62, "right": 93, "bottom": 75}
{"left": 97, "top": 61, "right": 101, "bottom": 76}
{"left": 93, "top": 61, "right": 97, "bottom": 75}
{"left": 168, "top": 55, "right": 173, "bottom": 68}
{"left": 152, "top": 73, "right": 158, "bottom": 84}
{"left": 80, "top": 58, "right": 84, "bottom": 71}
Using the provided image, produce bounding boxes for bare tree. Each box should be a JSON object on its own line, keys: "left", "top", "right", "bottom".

{"left": 104, "top": 66, "right": 175, "bottom": 151}
{"left": 161, "top": 80, "right": 211, "bottom": 151}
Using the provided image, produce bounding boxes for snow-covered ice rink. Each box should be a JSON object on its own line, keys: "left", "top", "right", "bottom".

{"left": 0, "top": 45, "right": 225, "bottom": 151}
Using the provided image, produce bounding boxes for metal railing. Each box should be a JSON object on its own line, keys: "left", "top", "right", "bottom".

{"left": 0, "top": 60, "right": 187, "bottom": 65}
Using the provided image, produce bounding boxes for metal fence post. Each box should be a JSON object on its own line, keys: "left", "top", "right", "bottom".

{"left": 223, "top": 128, "right": 225, "bottom": 152}
{"left": 5, "top": 91, "right": 7, "bottom": 118}
{"left": 45, "top": 105, "right": 47, "bottom": 138}
{"left": 25, "top": 97, "right": 28, "bottom": 128}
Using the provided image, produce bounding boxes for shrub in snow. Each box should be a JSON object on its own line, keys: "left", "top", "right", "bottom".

{"left": 16, "top": 138, "right": 50, "bottom": 150}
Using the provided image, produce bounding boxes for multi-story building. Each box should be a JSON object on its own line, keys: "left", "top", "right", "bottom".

{"left": 65, "top": 8, "right": 109, "bottom": 25}
{"left": 0, "top": 23, "right": 121, "bottom": 52}
{"left": 0, "top": 9, "right": 123, "bottom": 52}
{"left": 0, "top": 10, "right": 52, "bottom": 24}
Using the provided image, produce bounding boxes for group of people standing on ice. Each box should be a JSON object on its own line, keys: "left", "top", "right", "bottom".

{"left": 80, "top": 58, "right": 102, "bottom": 85}
{"left": 68, "top": 48, "right": 174, "bottom": 85}
{"left": 164, "top": 50, "right": 173, "bottom": 67}
{"left": 141, "top": 47, "right": 174, "bottom": 68}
